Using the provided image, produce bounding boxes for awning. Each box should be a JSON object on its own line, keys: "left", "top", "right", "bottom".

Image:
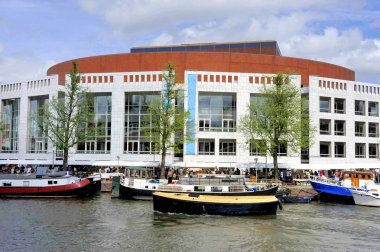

{"left": 0, "top": 159, "right": 53, "bottom": 165}
{"left": 92, "top": 160, "right": 160, "bottom": 167}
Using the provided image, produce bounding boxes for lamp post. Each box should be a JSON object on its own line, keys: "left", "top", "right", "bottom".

{"left": 116, "top": 155, "right": 120, "bottom": 173}
{"left": 254, "top": 158, "right": 258, "bottom": 182}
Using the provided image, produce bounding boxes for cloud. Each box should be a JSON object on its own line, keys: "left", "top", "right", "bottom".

{"left": 0, "top": 43, "right": 55, "bottom": 83}
{"left": 77, "top": 0, "right": 380, "bottom": 83}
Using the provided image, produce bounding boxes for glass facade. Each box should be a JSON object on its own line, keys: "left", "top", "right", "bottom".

{"left": 198, "top": 93, "right": 236, "bottom": 132}
{"left": 77, "top": 93, "right": 112, "bottom": 154}
{"left": 124, "top": 92, "right": 160, "bottom": 154}
{"left": 1, "top": 99, "right": 19, "bottom": 153}
{"left": 28, "top": 96, "right": 49, "bottom": 153}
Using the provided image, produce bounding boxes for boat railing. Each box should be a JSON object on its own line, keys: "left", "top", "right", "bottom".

{"left": 310, "top": 175, "right": 342, "bottom": 185}
{"left": 178, "top": 177, "right": 246, "bottom": 186}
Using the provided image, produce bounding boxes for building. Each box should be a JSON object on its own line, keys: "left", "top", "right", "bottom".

{"left": 0, "top": 40, "right": 379, "bottom": 170}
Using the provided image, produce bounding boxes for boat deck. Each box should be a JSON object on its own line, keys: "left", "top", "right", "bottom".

{"left": 153, "top": 192, "right": 278, "bottom": 203}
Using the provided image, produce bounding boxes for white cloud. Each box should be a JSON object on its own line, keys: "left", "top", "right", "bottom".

{"left": 0, "top": 43, "right": 55, "bottom": 83}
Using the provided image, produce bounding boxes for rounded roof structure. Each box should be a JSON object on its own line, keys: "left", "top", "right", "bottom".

{"left": 47, "top": 42, "right": 355, "bottom": 86}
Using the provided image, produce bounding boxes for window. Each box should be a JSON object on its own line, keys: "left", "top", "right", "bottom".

{"left": 355, "top": 143, "right": 366, "bottom": 158}
{"left": 334, "top": 142, "right": 346, "bottom": 158}
{"left": 320, "top": 142, "right": 330, "bottom": 157}
{"left": 319, "top": 97, "right": 331, "bottom": 113}
{"left": 219, "top": 139, "right": 236, "bottom": 155}
{"left": 355, "top": 100, "right": 365, "bottom": 115}
{"left": 249, "top": 140, "right": 266, "bottom": 156}
{"left": 334, "top": 98, "right": 345, "bottom": 114}
{"left": 368, "top": 102, "right": 379, "bottom": 117}
{"left": 320, "top": 119, "right": 331, "bottom": 135}
{"left": 334, "top": 120, "right": 345, "bottom": 136}
{"left": 369, "top": 144, "right": 378, "bottom": 158}
{"left": 355, "top": 122, "right": 365, "bottom": 137}
{"left": 368, "top": 123, "right": 379, "bottom": 137}
{"left": 198, "top": 93, "right": 236, "bottom": 132}
{"left": 278, "top": 141, "right": 287, "bottom": 156}
{"left": 198, "top": 139, "right": 215, "bottom": 155}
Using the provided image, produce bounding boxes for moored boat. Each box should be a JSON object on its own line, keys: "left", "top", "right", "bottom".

{"left": 153, "top": 192, "right": 280, "bottom": 216}
{"left": 309, "top": 171, "right": 379, "bottom": 204}
{"left": 0, "top": 168, "right": 96, "bottom": 197}
{"left": 120, "top": 177, "right": 278, "bottom": 200}
{"left": 352, "top": 189, "right": 380, "bottom": 207}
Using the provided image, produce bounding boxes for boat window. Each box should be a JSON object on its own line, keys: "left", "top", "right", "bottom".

{"left": 194, "top": 186, "right": 205, "bottom": 192}
{"left": 3, "top": 183, "right": 12, "bottom": 186}
{"left": 48, "top": 181, "right": 53, "bottom": 185}
{"left": 54, "top": 181, "right": 58, "bottom": 184}
{"left": 211, "top": 186, "right": 222, "bottom": 192}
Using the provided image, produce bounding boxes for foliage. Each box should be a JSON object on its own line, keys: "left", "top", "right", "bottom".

{"left": 146, "top": 63, "right": 194, "bottom": 178}
{"left": 40, "top": 62, "right": 94, "bottom": 170}
{"left": 239, "top": 73, "right": 315, "bottom": 178}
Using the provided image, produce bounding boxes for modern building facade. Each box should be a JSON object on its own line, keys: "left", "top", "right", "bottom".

{"left": 1, "top": 40, "right": 379, "bottom": 170}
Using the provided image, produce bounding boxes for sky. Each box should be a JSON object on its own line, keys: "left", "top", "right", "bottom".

{"left": 0, "top": 0, "right": 380, "bottom": 83}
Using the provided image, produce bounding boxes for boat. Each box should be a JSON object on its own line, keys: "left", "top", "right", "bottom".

{"left": 309, "top": 170, "right": 379, "bottom": 204}
{"left": 119, "top": 176, "right": 278, "bottom": 200}
{"left": 352, "top": 189, "right": 380, "bottom": 207}
{"left": 0, "top": 167, "right": 96, "bottom": 197}
{"left": 153, "top": 192, "right": 280, "bottom": 216}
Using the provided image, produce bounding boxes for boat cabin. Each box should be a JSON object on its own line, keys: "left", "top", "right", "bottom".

{"left": 341, "top": 171, "right": 375, "bottom": 188}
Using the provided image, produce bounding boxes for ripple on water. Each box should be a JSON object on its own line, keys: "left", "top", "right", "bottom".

{"left": 1, "top": 195, "right": 380, "bottom": 251}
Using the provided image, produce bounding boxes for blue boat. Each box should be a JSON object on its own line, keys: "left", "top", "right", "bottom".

{"left": 309, "top": 171, "right": 376, "bottom": 205}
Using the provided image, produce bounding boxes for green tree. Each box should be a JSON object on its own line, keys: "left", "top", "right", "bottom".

{"left": 239, "top": 73, "right": 314, "bottom": 179}
{"left": 146, "top": 63, "right": 193, "bottom": 179}
{"left": 40, "top": 62, "right": 94, "bottom": 171}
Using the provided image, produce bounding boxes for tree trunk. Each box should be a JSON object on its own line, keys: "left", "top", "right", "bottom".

{"left": 273, "top": 153, "right": 278, "bottom": 180}
{"left": 160, "top": 151, "right": 166, "bottom": 179}
{"left": 63, "top": 148, "right": 69, "bottom": 171}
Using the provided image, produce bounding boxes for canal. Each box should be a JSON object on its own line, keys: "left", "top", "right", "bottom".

{"left": 0, "top": 193, "right": 379, "bottom": 251}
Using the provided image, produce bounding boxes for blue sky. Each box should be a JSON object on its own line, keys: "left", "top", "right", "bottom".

{"left": 0, "top": 0, "right": 380, "bottom": 83}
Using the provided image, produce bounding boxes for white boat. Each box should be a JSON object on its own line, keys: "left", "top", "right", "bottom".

{"left": 352, "top": 189, "right": 380, "bottom": 207}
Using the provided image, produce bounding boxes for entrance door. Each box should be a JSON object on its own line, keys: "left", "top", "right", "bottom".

{"left": 86, "top": 141, "right": 96, "bottom": 153}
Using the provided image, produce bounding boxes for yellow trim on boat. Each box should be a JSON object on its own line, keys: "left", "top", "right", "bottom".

{"left": 153, "top": 192, "right": 278, "bottom": 204}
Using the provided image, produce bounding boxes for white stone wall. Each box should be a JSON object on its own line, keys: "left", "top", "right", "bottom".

{"left": 2, "top": 70, "right": 379, "bottom": 169}
{"left": 308, "top": 76, "right": 380, "bottom": 166}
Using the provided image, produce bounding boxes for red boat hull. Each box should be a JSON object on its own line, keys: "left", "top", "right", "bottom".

{"left": 0, "top": 179, "right": 93, "bottom": 197}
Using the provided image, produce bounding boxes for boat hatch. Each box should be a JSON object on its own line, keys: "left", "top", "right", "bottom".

{"left": 48, "top": 181, "right": 58, "bottom": 185}
{"left": 3, "top": 182, "right": 12, "bottom": 186}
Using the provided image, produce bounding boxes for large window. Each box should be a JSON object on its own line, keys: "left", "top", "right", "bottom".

{"left": 355, "top": 100, "right": 365, "bottom": 116}
{"left": 334, "top": 98, "right": 345, "bottom": 114}
{"left": 334, "top": 142, "right": 346, "bottom": 158}
{"left": 355, "top": 122, "right": 365, "bottom": 137}
{"left": 124, "top": 93, "right": 160, "bottom": 154}
{"left": 1, "top": 99, "right": 19, "bottom": 153}
{"left": 320, "top": 119, "right": 331, "bottom": 135}
{"left": 77, "top": 93, "right": 112, "bottom": 154}
{"left": 368, "top": 102, "right": 378, "bottom": 117}
{"left": 369, "top": 144, "right": 378, "bottom": 158}
{"left": 319, "top": 97, "right": 331, "bottom": 113}
{"left": 320, "top": 142, "right": 330, "bottom": 157}
{"left": 368, "top": 123, "right": 379, "bottom": 138}
{"left": 355, "top": 143, "right": 366, "bottom": 158}
{"left": 219, "top": 139, "right": 236, "bottom": 155}
{"left": 28, "top": 96, "right": 49, "bottom": 153}
{"left": 334, "top": 120, "right": 345, "bottom": 136}
{"left": 198, "top": 139, "right": 215, "bottom": 155}
{"left": 199, "top": 93, "right": 236, "bottom": 132}
{"left": 249, "top": 140, "right": 266, "bottom": 156}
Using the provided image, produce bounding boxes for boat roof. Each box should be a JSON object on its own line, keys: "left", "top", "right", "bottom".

{"left": 153, "top": 192, "right": 278, "bottom": 204}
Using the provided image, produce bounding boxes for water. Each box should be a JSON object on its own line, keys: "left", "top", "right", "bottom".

{"left": 1, "top": 194, "right": 379, "bottom": 252}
